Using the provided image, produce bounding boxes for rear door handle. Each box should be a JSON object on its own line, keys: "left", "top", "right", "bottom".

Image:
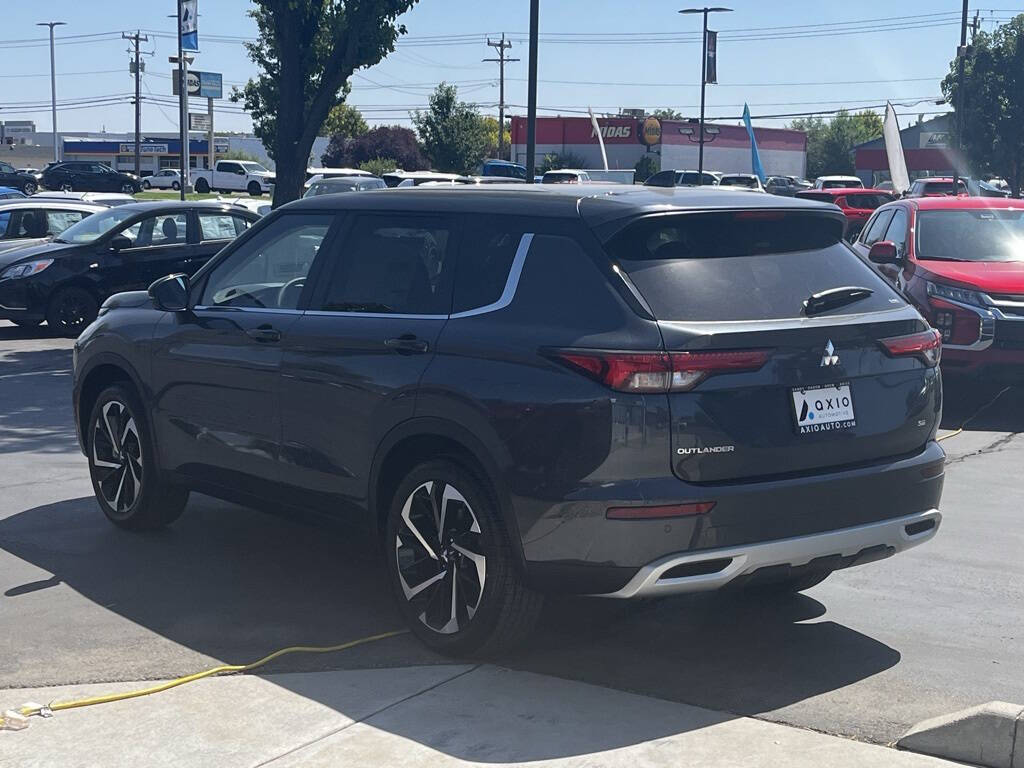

{"left": 246, "top": 324, "right": 282, "bottom": 343}
{"left": 385, "top": 335, "right": 429, "bottom": 354}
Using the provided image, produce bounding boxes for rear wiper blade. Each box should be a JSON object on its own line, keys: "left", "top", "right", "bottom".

{"left": 803, "top": 286, "right": 874, "bottom": 316}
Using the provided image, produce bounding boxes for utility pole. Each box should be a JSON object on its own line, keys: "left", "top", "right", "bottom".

{"left": 484, "top": 34, "right": 519, "bottom": 160}
{"left": 525, "top": 0, "right": 539, "bottom": 182}
{"left": 969, "top": 10, "right": 981, "bottom": 40}
{"left": 679, "top": 7, "right": 731, "bottom": 184}
{"left": 124, "top": 31, "right": 149, "bottom": 178}
{"left": 953, "top": 0, "right": 969, "bottom": 192}
{"left": 37, "top": 21, "right": 66, "bottom": 164}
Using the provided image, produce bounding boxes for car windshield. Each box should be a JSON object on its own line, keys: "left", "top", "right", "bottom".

{"left": 720, "top": 176, "right": 758, "bottom": 188}
{"left": 54, "top": 207, "right": 136, "bottom": 243}
{"left": 922, "top": 181, "right": 967, "bottom": 195}
{"left": 917, "top": 209, "right": 1024, "bottom": 262}
{"left": 822, "top": 179, "right": 861, "bottom": 189}
{"left": 239, "top": 162, "right": 270, "bottom": 174}
{"left": 305, "top": 180, "right": 359, "bottom": 196}
{"left": 844, "top": 193, "right": 892, "bottom": 209}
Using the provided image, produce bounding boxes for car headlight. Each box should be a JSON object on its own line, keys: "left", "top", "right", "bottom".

{"left": 926, "top": 280, "right": 985, "bottom": 307}
{"left": 0, "top": 259, "right": 54, "bottom": 280}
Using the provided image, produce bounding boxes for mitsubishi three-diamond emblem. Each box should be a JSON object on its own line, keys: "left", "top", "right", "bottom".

{"left": 820, "top": 339, "right": 840, "bottom": 367}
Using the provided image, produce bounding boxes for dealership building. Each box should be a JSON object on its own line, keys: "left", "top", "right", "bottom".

{"left": 510, "top": 115, "right": 807, "bottom": 178}
{"left": 853, "top": 114, "right": 956, "bottom": 187}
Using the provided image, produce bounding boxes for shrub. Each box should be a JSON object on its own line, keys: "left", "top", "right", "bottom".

{"left": 634, "top": 154, "right": 660, "bottom": 183}
{"left": 539, "top": 152, "right": 588, "bottom": 174}
{"left": 358, "top": 157, "right": 398, "bottom": 177}
{"left": 322, "top": 126, "right": 428, "bottom": 171}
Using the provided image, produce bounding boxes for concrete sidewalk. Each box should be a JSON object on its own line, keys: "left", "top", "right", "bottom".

{"left": 0, "top": 665, "right": 964, "bottom": 767}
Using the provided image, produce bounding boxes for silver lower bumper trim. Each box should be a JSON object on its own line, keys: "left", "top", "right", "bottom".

{"left": 598, "top": 508, "right": 941, "bottom": 599}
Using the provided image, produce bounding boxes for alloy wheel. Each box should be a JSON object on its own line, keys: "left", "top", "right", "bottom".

{"left": 91, "top": 401, "right": 143, "bottom": 515}
{"left": 56, "top": 293, "right": 90, "bottom": 332}
{"left": 394, "top": 481, "right": 487, "bottom": 635}
{"left": 23, "top": 182, "right": 37, "bottom": 195}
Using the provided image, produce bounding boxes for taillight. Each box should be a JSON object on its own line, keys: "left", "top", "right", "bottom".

{"left": 551, "top": 348, "right": 772, "bottom": 392}
{"left": 879, "top": 329, "right": 942, "bottom": 367}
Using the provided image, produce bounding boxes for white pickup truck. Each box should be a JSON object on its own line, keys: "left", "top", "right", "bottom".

{"left": 190, "top": 160, "right": 275, "bottom": 196}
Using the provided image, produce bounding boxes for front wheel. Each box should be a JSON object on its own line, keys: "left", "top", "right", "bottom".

{"left": 87, "top": 384, "right": 189, "bottom": 531}
{"left": 172, "top": 181, "right": 180, "bottom": 190}
{"left": 46, "top": 286, "right": 98, "bottom": 337}
{"left": 194, "top": 178, "right": 210, "bottom": 194}
{"left": 121, "top": 183, "right": 136, "bottom": 195}
{"left": 142, "top": 179, "right": 151, "bottom": 190}
{"left": 247, "top": 181, "right": 263, "bottom": 197}
{"left": 22, "top": 181, "right": 37, "bottom": 195}
{"left": 386, "top": 460, "right": 542, "bottom": 656}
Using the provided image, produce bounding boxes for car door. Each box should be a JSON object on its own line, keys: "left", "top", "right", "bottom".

{"left": 878, "top": 206, "right": 910, "bottom": 286}
{"left": 149, "top": 212, "right": 338, "bottom": 495}
{"left": 192, "top": 209, "right": 255, "bottom": 273}
{"left": 851, "top": 207, "right": 896, "bottom": 260}
{"left": 93, "top": 211, "right": 195, "bottom": 296}
{"left": 0, "top": 161, "right": 17, "bottom": 188}
{"left": 277, "top": 211, "right": 459, "bottom": 514}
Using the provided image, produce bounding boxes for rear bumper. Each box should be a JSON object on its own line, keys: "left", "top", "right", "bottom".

{"left": 598, "top": 508, "right": 940, "bottom": 598}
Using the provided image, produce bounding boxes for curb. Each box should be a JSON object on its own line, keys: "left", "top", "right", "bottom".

{"left": 897, "top": 701, "right": 1024, "bottom": 768}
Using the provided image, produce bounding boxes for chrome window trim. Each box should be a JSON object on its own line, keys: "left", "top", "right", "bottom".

{"left": 192, "top": 305, "right": 303, "bottom": 316}
{"left": 450, "top": 232, "right": 534, "bottom": 319}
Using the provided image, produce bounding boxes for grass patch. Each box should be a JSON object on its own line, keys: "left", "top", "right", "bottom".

{"left": 133, "top": 190, "right": 267, "bottom": 202}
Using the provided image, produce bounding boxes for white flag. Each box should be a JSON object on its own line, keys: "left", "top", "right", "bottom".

{"left": 884, "top": 102, "right": 910, "bottom": 194}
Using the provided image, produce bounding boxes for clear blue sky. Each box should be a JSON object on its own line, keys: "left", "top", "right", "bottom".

{"left": 1, "top": 1, "right": 1019, "bottom": 135}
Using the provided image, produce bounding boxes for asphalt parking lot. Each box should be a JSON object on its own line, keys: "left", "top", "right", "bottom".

{"left": 1, "top": 320, "right": 1022, "bottom": 747}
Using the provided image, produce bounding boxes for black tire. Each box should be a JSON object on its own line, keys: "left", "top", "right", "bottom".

{"left": 385, "top": 459, "right": 542, "bottom": 656}
{"left": 247, "top": 181, "right": 262, "bottom": 197}
{"left": 142, "top": 179, "right": 151, "bottom": 190}
{"left": 46, "top": 286, "right": 99, "bottom": 338}
{"left": 11, "top": 318, "right": 42, "bottom": 327}
{"left": 60, "top": 182, "right": 73, "bottom": 192}
{"left": 194, "top": 178, "right": 210, "bottom": 194}
{"left": 172, "top": 181, "right": 180, "bottom": 190}
{"left": 87, "top": 384, "right": 188, "bottom": 531}
{"left": 120, "top": 183, "right": 136, "bottom": 195}
{"left": 745, "top": 570, "right": 832, "bottom": 595}
{"left": 22, "top": 180, "right": 37, "bottom": 195}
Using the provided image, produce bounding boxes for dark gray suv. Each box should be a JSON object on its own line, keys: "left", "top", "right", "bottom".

{"left": 72, "top": 185, "right": 944, "bottom": 654}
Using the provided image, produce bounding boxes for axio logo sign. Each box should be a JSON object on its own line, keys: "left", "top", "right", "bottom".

{"left": 592, "top": 125, "right": 632, "bottom": 139}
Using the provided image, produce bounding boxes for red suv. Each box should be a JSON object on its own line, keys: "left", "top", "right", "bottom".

{"left": 796, "top": 188, "right": 896, "bottom": 240}
{"left": 852, "top": 196, "right": 1024, "bottom": 376}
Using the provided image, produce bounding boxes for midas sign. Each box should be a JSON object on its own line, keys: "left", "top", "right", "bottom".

{"left": 639, "top": 116, "right": 662, "bottom": 146}
{"left": 592, "top": 124, "right": 632, "bottom": 139}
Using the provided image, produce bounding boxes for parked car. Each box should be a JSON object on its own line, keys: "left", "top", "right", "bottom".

{"left": 41, "top": 162, "right": 141, "bottom": 194}
{"left": 905, "top": 177, "right": 969, "bottom": 198}
{"left": 852, "top": 196, "right": 1024, "bottom": 377}
{"left": 718, "top": 173, "right": 765, "bottom": 192}
{"left": 458, "top": 176, "right": 527, "bottom": 185}
{"left": 0, "top": 160, "right": 40, "bottom": 195}
{"left": 303, "top": 176, "right": 388, "bottom": 197}
{"left": 976, "top": 179, "right": 1010, "bottom": 198}
{"left": 0, "top": 187, "right": 27, "bottom": 200}
{"left": 0, "top": 201, "right": 257, "bottom": 335}
{"left": 796, "top": 188, "right": 897, "bottom": 241}
{"left": 71, "top": 185, "right": 943, "bottom": 654}
{"left": 304, "top": 167, "right": 375, "bottom": 189}
{"left": 876, "top": 180, "right": 895, "bottom": 192}
{"left": 765, "top": 176, "right": 798, "bottom": 196}
{"left": 481, "top": 159, "right": 528, "bottom": 180}
{"left": 142, "top": 169, "right": 182, "bottom": 190}
{"left": 645, "top": 169, "right": 719, "bottom": 187}
{"left": 17, "top": 167, "right": 43, "bottom": 180}
{"left": 32, "top": 191, "right": 137, "bottom": 207}
{"left": 381, "top": 171, "right": 464, "bottom": 188}
{"left": 190, "top": 160, "right": 275, "bottom": 196}
{"left": 814, "top": 175, "right": 864, "bottom": 190}
{"left": 787, "top": 176, "right": 813, "bottom": 190}
{"left": 541, "top": 169, "right": 591, "bottom": 184}
{"left": 215, "top": 196, "right": 273, "bottom": 217}
{"left": 0, "top": 199, "right": 105, "bottom": 257}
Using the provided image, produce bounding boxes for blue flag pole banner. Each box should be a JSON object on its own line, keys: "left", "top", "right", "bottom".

{"left": 180, "top": 0, "right": 198, "bottom": 51}
{"left": 742, "top": 103, "right": 765, "bottom": 183}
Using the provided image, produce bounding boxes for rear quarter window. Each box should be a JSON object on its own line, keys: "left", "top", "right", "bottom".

{"left": 605, "top": 212, "right": 901, "bottom": 321}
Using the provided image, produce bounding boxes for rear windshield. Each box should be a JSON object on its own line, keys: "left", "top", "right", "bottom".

{"left": 798, "top": 192, "right": 835, "bottom": 204}
{"left": 917, "top": 209, "right": 1024, "bottom": 262}
{"left": 844, "top": 193, "right": 892, "bottom": 209}
{"left": 822, "top": 179, "right": 862, "bottom": 189}
{"left": 720, "top": 176, "right": 759, "bottom": 188}
{"left": 920, "top": 181, "right": 967, "bottom": 195}
{"left": 678, "top": 172, "right": 717, "bottom": 186}
{"left": 605, "top": 212, "right": 899, "bottom": 321}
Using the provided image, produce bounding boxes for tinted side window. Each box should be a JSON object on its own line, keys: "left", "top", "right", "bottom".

{"left": 198, "top": 212, "right": 251, "bottom": 240}
{"left": 200, "top": 213, "right": 333, "bottom": 309}
{"left": 219, "top": 162, "right": 241, "bottom": 174}
{"left": 0, "top": 162, "right": 14, "bottom": 174}
{"left": 884, "top": 208, "right": 909, "bottom": 256}
{"left": 862, "top": 209, "right": 896, "bottom": 245}
{"left": 0, "top": 212, "right": 10, "bottom": 237}
{"left": 317, "top": 214, "right": 455, "bottom": 315}
{"left": 452, "top": 216, "right": 528, "bottom": 313}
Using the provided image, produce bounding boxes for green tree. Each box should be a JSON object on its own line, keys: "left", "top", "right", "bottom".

{"left": 482, "top": 116, "right": 510, "bottom": 159}
{"left": 651, "top": 108, "right": 684, "bottom": 120}
{"left": 358, "top": 157, "right": 398, "bottom": 176}
{"left": 789, "top": 110, "right": 882, "bottom": 178}
{"left": 323, "top": 101, "right": 369, "bottom": 140}
{"left": 412, "top": 83, "right": 490, "bottom": 174}
{"left": 233, "top": 0, "right": 417, "bottom": 206}
{"left": 219, "top": 148, "right": 262, "bottom": 162}
{"left": 634, "top": 153, "right": 660, "bottom": 182}
{"left": 539, "top": 152, "right": 587, "bottom": 174}
{"left": 942, "top": 15, "right": 1024, "bottom": 195}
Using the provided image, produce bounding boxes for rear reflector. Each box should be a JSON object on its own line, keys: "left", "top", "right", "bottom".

{"left": 879, "top": 329, "right": 942, "bottom": 367}
{"left": 606, "top": 502, "right": 715, "bottom": 519}
{"left": 551, "top": 349, "right": 772, "bottom": 392}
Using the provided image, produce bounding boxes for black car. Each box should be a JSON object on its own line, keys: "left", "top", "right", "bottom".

{"left": 71, "top": 186, "right": 944, "bottom": 654}
{"left": 0, "top": 160, "right": 40, "bottom": 195}
{"left": 42, "top": 162, "right": 142, "bottom": 194}
{"left": 0, "top": 199, "right": 106, "bottom": 255}
{"left": 0, "top": 201, "right": 256, "bottom": 334}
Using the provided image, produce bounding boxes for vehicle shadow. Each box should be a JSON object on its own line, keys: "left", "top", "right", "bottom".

{"left": 0, "top": 493, "right": 902, "bottom": 762}
{"left": 0, "top": 346, "right": 78, "bottom": 454}
{"left": 940, "top": 377, "right": 1024, "bottom": 433}
{"left": 0, "top": 322, "right": 56, "bottom": 342}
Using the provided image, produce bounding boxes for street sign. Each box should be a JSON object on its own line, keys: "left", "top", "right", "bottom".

{"left": 189, "top": 113, "right": 211, "bottom": 132}
{"left": 171, "top": 70, "right": 223, "bottom": 99}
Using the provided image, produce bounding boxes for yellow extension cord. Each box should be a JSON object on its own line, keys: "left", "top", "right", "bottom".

{"left": 3, "top": 629, "right": 408, "bottom": 729}
{"left": 936, "top": 385, "right": 1012, "bottom": 443}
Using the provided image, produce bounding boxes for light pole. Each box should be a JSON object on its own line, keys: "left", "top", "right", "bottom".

{"left": 37, "top": 21, "right": 66, "bottom": 164}
{"left": 679, "top": 7, "right": 730, "bottom": 184}
{"left": 525, "top": 0, "right": 540, "bottom": 182}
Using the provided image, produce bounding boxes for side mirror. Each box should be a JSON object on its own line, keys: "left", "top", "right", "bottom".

{"left": 868, "top": 240, "right": 901, "bottom": 265}
{"left": 149, "top": 273, "right": 190, "bottom": 312}
{"left": 109, "top": 235, "right": 132, "bottom": 251}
